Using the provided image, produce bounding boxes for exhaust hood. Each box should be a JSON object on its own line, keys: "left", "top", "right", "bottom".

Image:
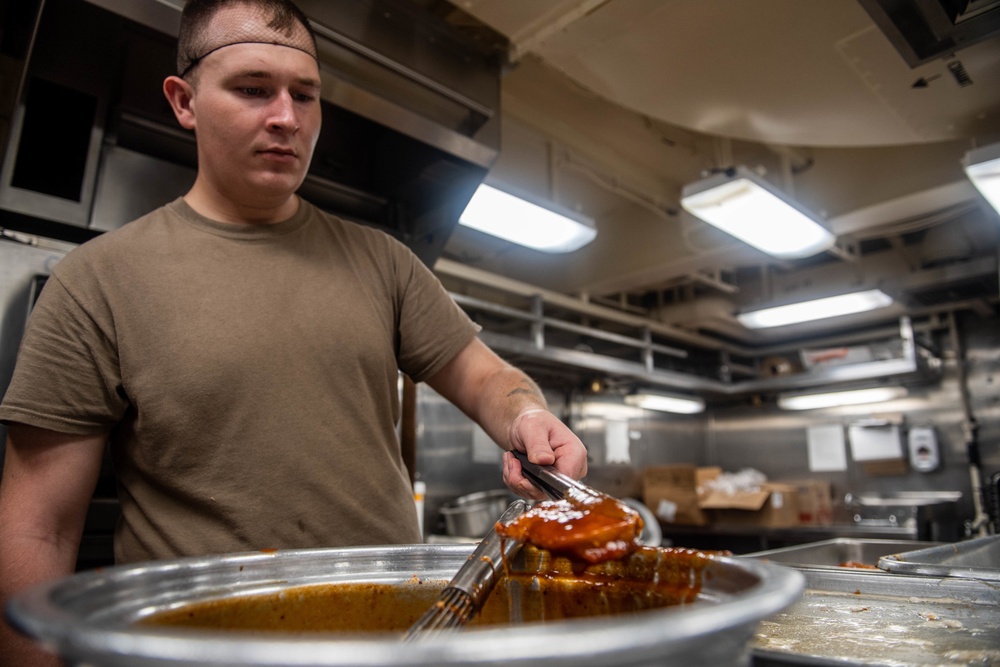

{"left": 0, "top": 0, "right": 501, "bottom": 266}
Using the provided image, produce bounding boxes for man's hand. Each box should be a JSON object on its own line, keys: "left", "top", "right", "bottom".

{"left": 426, "top": 338, "right": 588, "bottom": 499}
{"left": 502, "top": 409, "right": 588, "bottom": 500}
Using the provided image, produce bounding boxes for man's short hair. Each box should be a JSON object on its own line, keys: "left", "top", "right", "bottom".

{"left": 176, "top": 0, "right": 318, "bottom": 77}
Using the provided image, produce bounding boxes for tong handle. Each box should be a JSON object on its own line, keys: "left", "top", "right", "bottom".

{"left": 448, "top": 500, "right": 528, "bottom": 602}
{"left": 511, "top": 450, "right": 587, "bottom": 501}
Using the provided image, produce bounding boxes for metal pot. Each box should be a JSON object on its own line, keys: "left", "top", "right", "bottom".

{"left": 440, "top": 489, "right": 515, "bottom": 537}
{"left": 8, "top": 544, "right": 803, "bottom": 667}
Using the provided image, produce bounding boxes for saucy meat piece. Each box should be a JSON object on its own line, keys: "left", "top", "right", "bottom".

{"left": 496, "top": 488, "right": 643, "bottom": 564}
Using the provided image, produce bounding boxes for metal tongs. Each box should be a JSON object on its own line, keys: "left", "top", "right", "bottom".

{"left": 403, "top": 499, "right": 529, "bottom": 641}
{"left": 511, "top": 449, "right": 591, "bottom": 501}
{"left": 404, "top": 452, "right": 604, "bottom": 641}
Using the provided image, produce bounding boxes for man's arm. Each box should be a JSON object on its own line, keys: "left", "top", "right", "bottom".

{"left": 425, "top": 338, "right": 588, "bottom": 498}
{"left": 0, "top": 423, "right": 107, "bottom": 667}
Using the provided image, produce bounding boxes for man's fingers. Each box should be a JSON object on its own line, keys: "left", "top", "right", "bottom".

{"left": 503, "top": 450, "right": 548, "bottom": 501}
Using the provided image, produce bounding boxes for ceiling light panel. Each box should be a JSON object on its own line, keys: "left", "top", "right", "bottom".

{"left": 738, "top": 289, "right": 894, "bottom": 329}
{"left": 681, "top": 167, "right": 835, "bottom": 259}
{"left": 459, "top": 184, "right": 596, "bottom": 253}
{"left": 964, "top": 142, "right": 1000, "bottom": 216}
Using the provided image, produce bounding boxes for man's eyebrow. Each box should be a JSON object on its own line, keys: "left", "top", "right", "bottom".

{"left": 296, "top": 76, "right": 321, "bottom": 89}
{"left": 228, "top": 70, "right": 321, "bottom": 88}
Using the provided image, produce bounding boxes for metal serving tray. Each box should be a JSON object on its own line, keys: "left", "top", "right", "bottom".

{"left": 751, "top": 567, "right": 1000, "bottom": 666}
{"left": 878, "top": 534, "right": 1000, "bottom": 581}
{"left": 741, "top": 538, "right": 940, "bottom": 571}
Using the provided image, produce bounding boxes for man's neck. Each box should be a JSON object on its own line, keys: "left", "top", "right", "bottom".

{"left": 183, "top": 181, "right": 300, "bottom": 225}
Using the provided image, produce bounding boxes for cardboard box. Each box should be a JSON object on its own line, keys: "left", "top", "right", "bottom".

{"left": 642, "top": 465, "right": 709, "bottom": 526}
{"left": 700, "top": 482, "right": 800, "bottom": 528}
{"left": 788, "top": 479, "right": 833, "bottom": 525}
{"left": 696, "top": 466, "right": 722, "bottom": 492}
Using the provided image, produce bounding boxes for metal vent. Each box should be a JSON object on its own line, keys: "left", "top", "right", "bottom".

{"left": 858, "top": 0, "right": 1000, "bottom": 66}
{"left": 903, "top": 274, "right": 999, "bottom": 307}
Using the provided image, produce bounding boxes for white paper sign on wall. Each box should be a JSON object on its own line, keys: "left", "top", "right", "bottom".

{"left": 807, "top": 424, "right": 848, "bottom": 471}
{"left": 606, "top": 419, "right": 631, "bottom": 464}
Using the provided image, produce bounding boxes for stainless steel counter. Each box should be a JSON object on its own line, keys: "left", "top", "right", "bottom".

{"left": 751, "top": 567, "right": 1000, "bottom": 666}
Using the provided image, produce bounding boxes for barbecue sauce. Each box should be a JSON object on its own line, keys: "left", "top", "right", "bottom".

{"left": 138, "top": 545, "right": 717, "bottom": 633}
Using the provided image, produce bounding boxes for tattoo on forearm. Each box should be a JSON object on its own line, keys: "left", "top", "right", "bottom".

{"left": 507, "top": 380, "right": 542, "bottom": 401}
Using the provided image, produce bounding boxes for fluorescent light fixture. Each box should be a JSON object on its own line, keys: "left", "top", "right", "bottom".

{"left": 579, "top": 402, "right": 644, "bottom": 421}
{"left": 680, "top": 166, "right": 835, "bottom": 258}
{"left": 624, "top": 391, "right": 705, "bottom": 414}
{"left": 737, "top": 289, "right": 893, "bottom": 329}
{"left": 778, "top": 386, "right": 908, "bottom": 410}
{"left": 963, "top": 142, "right": 1000, "bottom": 216}
{"left": 459, "top": 184, "right": 596, "bottom": 253}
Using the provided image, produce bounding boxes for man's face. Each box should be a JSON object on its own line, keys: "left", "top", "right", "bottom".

{"left": 184, "top": 12, "right": 322, "bottom": 207}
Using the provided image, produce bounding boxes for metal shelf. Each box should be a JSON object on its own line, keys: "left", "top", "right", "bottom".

{"left": 437, "top": 255, "right": 939, "bottom": 398}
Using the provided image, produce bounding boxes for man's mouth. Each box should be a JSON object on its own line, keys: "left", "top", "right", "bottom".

{"left": 258, "top": 147, "right": 297, "bottom": 159}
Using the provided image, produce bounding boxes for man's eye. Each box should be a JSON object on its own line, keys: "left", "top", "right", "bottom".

{"left": 239, "top": 87, "right": 266, "bottom": 97}
{"left": 293, "top": 92, "right": 317, "bottom": 103}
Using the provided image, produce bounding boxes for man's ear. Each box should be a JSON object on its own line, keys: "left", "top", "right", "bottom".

{"left": 163, "top": 75, "right": 196, "bottom": 131}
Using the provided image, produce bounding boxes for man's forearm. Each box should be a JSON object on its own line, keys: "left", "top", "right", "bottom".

{"left": 0, "top": 424, "right": 104, "bottom": 667}
{"left": 0, "top": 528, "right": 78, "bottom": 666}
{"left": 427, "top": 338, "right": 589, "bottom": 493}
{"left": 427, "top": 339, "right": 550, "bottom": 447}
{"left": 473, "top": 365, "right": 549, "bottom": 449}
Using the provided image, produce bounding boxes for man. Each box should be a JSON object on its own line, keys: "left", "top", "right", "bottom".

{"left": 0, "top": 1, "right": 588, "bottom": 663}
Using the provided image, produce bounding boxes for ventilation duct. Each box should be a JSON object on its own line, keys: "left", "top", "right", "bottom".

{"left": 858, "top": 0, "right": 1000, "bottom": 67}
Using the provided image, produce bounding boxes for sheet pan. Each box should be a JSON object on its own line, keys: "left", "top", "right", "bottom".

{"left": 877, "top": 534, "right": 1000, "bottom": 581}
{"left": 751, "top": 567, "right": 1000, "bottom": 666}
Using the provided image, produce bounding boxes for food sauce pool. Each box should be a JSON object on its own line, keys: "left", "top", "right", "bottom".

{"left": 140, "top": 546, "right": 719, "bottom": 633}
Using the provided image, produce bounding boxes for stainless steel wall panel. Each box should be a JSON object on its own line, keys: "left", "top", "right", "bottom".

{"left": 705, "top": 375, "right": 974, "bottom": 519}
{"left": 961, "top": 312, "right": 1000, "bottom": 475}
{"left": 90, "top": 147, "right": 194, "bottom": 232}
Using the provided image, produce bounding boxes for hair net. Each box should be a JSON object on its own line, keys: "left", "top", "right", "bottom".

{"left": 178, "top": 3, "right": 318, "bottom": 77}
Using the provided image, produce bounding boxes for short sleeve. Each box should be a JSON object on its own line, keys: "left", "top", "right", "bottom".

{"left": 393, "top": 247, "right": 480, "bottom": 383}
{"left": 0, "top": 272, "right": 127, "bottom": 434}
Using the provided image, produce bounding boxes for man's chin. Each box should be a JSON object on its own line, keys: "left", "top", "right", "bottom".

{"left": 246, "top": 174, "right": 308, "bottom": 202}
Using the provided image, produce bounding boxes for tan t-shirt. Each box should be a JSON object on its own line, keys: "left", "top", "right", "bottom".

{"left": 0, "top": 198, "right": 479, "bottom": 562}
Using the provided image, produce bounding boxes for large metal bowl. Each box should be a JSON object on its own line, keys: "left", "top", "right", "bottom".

{"left": 440, "top": 489, "right": 515, "bottom": 537}
{"left": 7, "top": 544, "right": 804, "bottom": 667}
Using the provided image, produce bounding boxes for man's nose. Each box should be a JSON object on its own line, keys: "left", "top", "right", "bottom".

{"left": 267, "top": 91, "right": 300, "bottom": 133}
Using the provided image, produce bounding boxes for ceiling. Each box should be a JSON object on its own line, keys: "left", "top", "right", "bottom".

{"left": 416, "top": 0, "right": 1000, "bottom": 348}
